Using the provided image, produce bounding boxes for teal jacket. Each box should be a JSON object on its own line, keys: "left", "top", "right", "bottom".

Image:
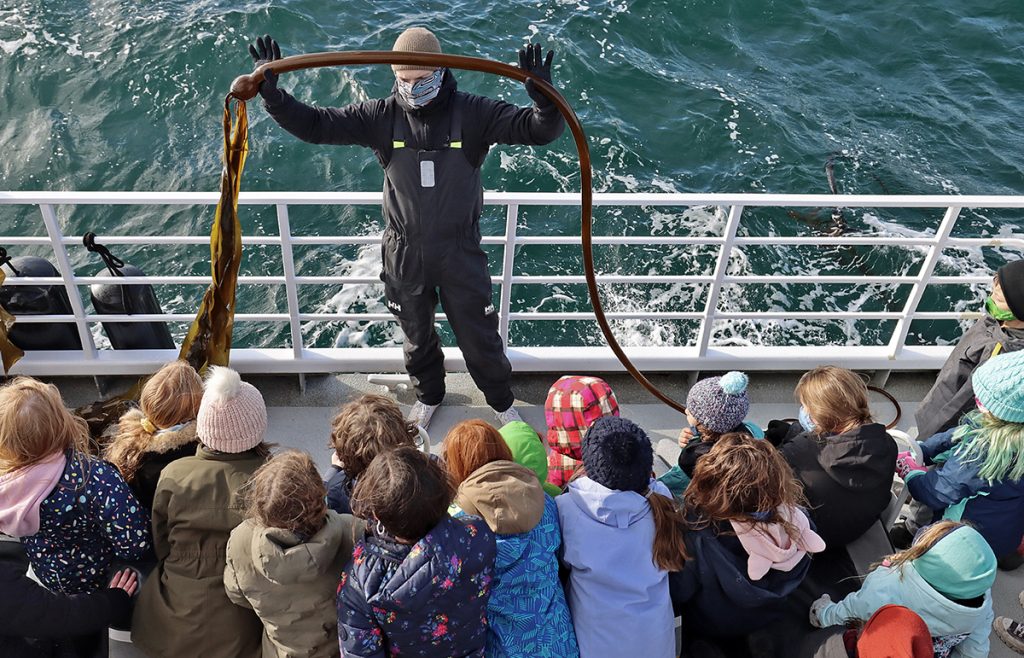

{"left": 816, "top": 562, "right": 992, "bottom": 658}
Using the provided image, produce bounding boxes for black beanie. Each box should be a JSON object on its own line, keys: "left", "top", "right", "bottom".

{"left": 581, "top": 416, "right": 653, "bottom": 493}
{"left": 997, "top": 260, "right": 1024, "bottom": 320}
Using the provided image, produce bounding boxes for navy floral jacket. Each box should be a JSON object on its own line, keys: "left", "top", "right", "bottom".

{"left": 336, "top": 515, "right": 496, "bottom": 657}
{"left": 21, "top": 451, "right": 152, "bottom": 594}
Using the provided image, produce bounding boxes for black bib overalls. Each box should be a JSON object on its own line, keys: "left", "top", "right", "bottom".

{"left": 379, "top": 96, "right": 513, "bottom": 411}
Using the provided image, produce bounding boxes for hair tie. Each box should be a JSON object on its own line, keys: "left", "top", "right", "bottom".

{"left": 642, "top": 488, "right": 653, "bottom": 499}
{"left": 140, "top": 417, "right": 157, "bottom": 433}
{"left": 376, "top": 519, "right": 386, "bottom": 536}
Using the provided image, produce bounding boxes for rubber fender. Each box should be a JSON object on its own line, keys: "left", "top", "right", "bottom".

{"left": 90, "top": 264, "right": 174, "bottom": 350}
{"left": 0, "top": 256, "right": 83, "bottom": 350}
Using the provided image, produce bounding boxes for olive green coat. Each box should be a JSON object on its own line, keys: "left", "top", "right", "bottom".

{"left": 132, "top": 446, "right": 266, "bottom": 658}
{"left": 224, "top": 511, "right": 357, "bottom": 658}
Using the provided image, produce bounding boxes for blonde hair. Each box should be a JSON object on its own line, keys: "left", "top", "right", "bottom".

{"left": 104, "top": 361, "right": 203, "bottom": 482}
{"left": 795, "top": 366, "right": 873, "bottom": 435}
{"left": 244, "top": 450, "right": 328, "bottom": 539}
{"left": 881, "top": 520, "right": 962, "bottom": 570}
{"left": 0, "top": 377, "right": 90, "bottom": 473}
{"left": 330, "top": 394, "right": 417, "bottom": 480}
{"left": 953, "top": 410, "right": 1024, "bottom": 483}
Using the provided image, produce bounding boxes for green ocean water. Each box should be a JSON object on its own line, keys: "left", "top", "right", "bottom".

{"left": 1, "top": 0, "right": 1022, "bottom": 351}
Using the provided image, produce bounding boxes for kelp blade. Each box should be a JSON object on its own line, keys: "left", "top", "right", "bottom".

{"left": 0, "top": 268, "right": 24, "bottom": 374}
{"left": 179, "top": 96, "right": 248, "bottom": 372}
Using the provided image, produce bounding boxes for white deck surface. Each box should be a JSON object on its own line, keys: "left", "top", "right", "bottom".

{"left": 40, "top": 371, "right": 1023, "bottom": 657}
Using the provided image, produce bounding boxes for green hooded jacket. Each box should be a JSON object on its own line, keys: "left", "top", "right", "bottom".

{"left": 499, "top": 421, "right": 563, "bottom": 497}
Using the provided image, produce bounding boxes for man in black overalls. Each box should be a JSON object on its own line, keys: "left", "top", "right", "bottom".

{"left": 249, "top": 29, "right": 565, "bottom": 428}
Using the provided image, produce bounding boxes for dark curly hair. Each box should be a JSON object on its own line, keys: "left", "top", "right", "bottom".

{"left": 244, "top": 450, "right": 327, "bottom": 539}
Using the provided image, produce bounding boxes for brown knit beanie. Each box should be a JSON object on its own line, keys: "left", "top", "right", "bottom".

{"left": 392, "top": 27, "right": 442, "bottom": 72}
{"left": 196, "top": 366, "right": 267, "bottom": 453}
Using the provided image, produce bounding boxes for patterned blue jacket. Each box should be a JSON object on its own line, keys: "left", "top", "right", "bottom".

{"left": 337, "top": 515, "right": 496, "bottom": 657}
{"left": 22, "top": 451, "right": 153, "bottom": 594}
{"left": 484, "top": 495, "right": 579, "bottom": 658}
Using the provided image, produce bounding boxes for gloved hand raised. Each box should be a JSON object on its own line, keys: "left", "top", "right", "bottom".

{"left": 895, "top": 450, "right": 927, "bottom": 480}
{"left": 518, "top": 43, "right": 555, "bottom": 107}
{"left": 248, "top": 34, "right": 283, "bottom": 102}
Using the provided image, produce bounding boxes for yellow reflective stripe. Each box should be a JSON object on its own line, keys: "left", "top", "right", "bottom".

{"left": 994, "top": 342, "right": 1003, "bottom": 357}
{"left": 392, "top": 140, "right": 405, "bottom": 148}
{"left": 450, "top": 141, "right": 462, "bottom": 148}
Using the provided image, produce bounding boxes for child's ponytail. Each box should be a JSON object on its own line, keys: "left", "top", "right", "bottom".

{"left": 647, "top": 489, "right": 688, "bottom": 571}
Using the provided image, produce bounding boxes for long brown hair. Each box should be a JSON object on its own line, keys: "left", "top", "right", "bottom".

{"left": 330, "top": 394, "right": 417, "bottom": 480}
{"left": 795, "top": 366, "right": 873, "bottom": 435}
{"left": 443, "top": 419, "right": 513, "bottom": 486}
{"left": 685, "top": 433, "right": 807, "bottom": 541}
{"left": 105, "top": 360, "right": 202, "bottom": 482}
{"left": 244, "top": 450, "right": 327, "bottom": 539}
{"left": 351, "top": 446, "right": 455, "bottom": 542}
{"left": 0, "top": 377, "right": 90, "bottom": 473}
{"left": 648, "top": 488, "right": 688, "bottom": 571}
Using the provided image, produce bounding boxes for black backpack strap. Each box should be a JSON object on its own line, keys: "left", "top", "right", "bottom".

{"left": 448, "top": 94, "right": 463, "bottom": 149}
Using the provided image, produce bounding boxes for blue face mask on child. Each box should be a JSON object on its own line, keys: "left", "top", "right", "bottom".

{"left": 799, "top": 406, "right": 817, "bottom": 433}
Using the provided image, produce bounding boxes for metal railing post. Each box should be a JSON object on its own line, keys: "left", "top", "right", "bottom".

{"left": 695, "top": 205, "right": 744, "bottom": 356}
{"left": 39, "top": 203, "right": 98, "bottom": 359}
{"left": 275, "top": 204, "right": 306, "bottom": 391}
{"left": 498, "top": 203, "right": 519, "bottom": 347}
{"left": 887, "top": 205, "right": 961, "bottom": 359}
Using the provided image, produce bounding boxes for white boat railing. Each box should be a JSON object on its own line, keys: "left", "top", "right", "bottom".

{"left": 0, "top": 190, "right": 1021, "bottom": 376}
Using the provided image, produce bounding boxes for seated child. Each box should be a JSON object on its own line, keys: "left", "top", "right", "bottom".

{"left": 916, "top": 259, "right": 1024, "bottom": 441}
{"left": 445, "top": 420, "right": 578, "bottom": 657}
{"left": 0, "top": 377, "right": 151, "bottom": 594}
{"left": 544, "top": 375, "right": 619, "bottom": 488}
{"left": 779, "top": 366, "right": 897, "bottom": 547}
{"left": 659, "top": 370, "right": 762, "bottom": 495}
{"left": 225, "top": 450, "right": 356, "bottom": 658}
{"left": 810, "top": 521, "right": 995, "bottom": 658}
{"left": 338, "top": 446, "right": 496, "bottom": 658}
{"left": 557, "top": 416, "right": 685, "bottom": 658}
{"left": 104, "top": 359, "right": 203, "bottom": 509}
{"left": 670, "top": 433, "right": 824, "bottom": 641}
{"left": 897, "top": 350, "right": 1024, "bottom": 559}
{"left": 326, "top": 393, "right": 422, "bottom": 514}
{"left": 132, "top": 366, "right": 270, "bottom": 658}
{"left": 499, "top": 420, "right": 563, "bottom": 497}
{"left": 0, "top": 562, "right": 138, "bottom": 657}
{"left": 802, "top": 605, "right": 935, "bottom": 658}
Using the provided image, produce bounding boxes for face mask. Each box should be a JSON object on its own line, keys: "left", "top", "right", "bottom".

{"left": 397, "top": 68, "right": 444, "bottom": 108}
{"left": 985, "top": 295, "right": 1016, "bottom": 322}
{"left": 799, "top": 406, "right": 817, "bottom": 433}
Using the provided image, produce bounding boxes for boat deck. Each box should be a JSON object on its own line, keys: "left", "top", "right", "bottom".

{"left": 41, "top": 371, "right": 1024, "bottom": 657}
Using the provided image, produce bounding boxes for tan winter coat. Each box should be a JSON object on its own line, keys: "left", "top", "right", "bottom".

{"left": 224, "top": 512, "right": 357, "bottom": 658}
{"left": 132, "top": 446, "right": 267, "bottom": 658}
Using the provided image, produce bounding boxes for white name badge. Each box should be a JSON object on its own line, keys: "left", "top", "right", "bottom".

{"left": 420, "top": 160, "right": 435, "bottom": 188}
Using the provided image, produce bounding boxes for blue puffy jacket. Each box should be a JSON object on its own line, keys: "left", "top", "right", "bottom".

{"left": 907, "top": 428, "right": 1024, "bottom": 556}
{"left": 336, "top": 515, "right": 496, "bottom": 657}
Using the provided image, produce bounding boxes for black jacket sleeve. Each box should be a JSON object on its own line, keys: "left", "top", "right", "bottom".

{"left": 0, "top": 563, "right": 132, "bottom": 638}
{"left": 263, "top": 88, "right": 391, "bottom": 150}
{"left": 463, "top": 93, "right": 565, "bottom": 158}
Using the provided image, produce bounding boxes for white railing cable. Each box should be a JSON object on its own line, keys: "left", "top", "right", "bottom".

{"left": 1, "top": 192, "right": 1021, "bottom": 375}
{"left": 38, "top": 204, "right": 98, "bottom": 359}
{"left": 886, "top": 205, "right": 962, "bottom": 358}
{"left": 695, "top": 205, "right": 744, "bottom": 357}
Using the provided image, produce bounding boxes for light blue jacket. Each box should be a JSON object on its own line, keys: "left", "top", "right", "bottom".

{"left": 816, "top": 562, "right": 992, "bottom": 658}
{"left": 556, "top": 477, "right": 674, "bottom": 658}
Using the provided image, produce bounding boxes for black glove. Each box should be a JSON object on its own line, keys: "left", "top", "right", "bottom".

{"left": 518, "top": 43, "right": 555, "bottom": 107}
{"left": 248, "top": 34, "right": 283, "bottom": 101}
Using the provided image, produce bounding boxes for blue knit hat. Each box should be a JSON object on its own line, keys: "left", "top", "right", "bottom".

{"left": 911, "top": 525, "right": 996, "bottom": 600}
{"left": 685, "top": 371, "right": 751, "bottom": 434}
{"left": 582, "top": 416, "right": 653, "bottom": 493}
{"left": 972, "top": 351, "right": 1024, "bottom": 423}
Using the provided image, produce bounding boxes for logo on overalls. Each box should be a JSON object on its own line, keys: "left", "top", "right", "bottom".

{"left": 387, "top": 299, "right": 403, "bottom": 313}
{"left": 484, "top": 304, "right": 495, "bottom": 316}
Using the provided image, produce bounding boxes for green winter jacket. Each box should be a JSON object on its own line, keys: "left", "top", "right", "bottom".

{"left": 500, "top": 421, "right": 563, "bottom": 497}
{"left": 225, "top": 511, "right": 358, "bottom": 658}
